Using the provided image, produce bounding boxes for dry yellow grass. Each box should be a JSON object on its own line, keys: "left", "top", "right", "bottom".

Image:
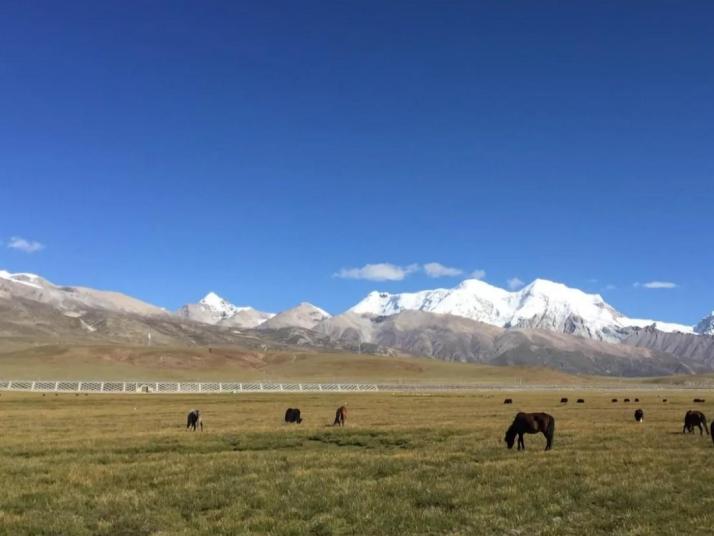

{"left": 1, "top": 390, "right": 713, "bottom": 535}
{"left": 0, "top": 344, "right": 608, "bottom": 384}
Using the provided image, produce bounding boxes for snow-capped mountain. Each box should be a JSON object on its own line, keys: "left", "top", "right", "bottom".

{"left": 177, "top": 292, "right": 274, "bottom": 328}
{"left": 258, "top": 302, "right": 331, "bottom": 330}
{"left": 349, "top": 278, "right": 694, "bottom": 342}
{"left": 695, "top": 312, "right": 714, "bottom": 335}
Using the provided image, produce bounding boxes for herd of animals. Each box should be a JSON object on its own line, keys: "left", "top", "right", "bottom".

{"left": 184, "top": 398, "right": 714, "bottom": 452}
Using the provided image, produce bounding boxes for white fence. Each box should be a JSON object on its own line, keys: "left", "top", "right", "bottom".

{"left": 0, "top": 380, "right": 712, "bottom": 394}
{"left": 0, "top": 380, "right": 385, "bottom": 394}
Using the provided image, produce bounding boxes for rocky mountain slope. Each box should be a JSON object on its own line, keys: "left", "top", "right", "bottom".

{"left": 1, "top": 269, "right": 712, "bottom": 377}
{"left": 316, "top": 310, "right": 690, "bottom": 376}
{"left": 695, "top": 312, "right": 714, "bottom": 335}
{"left": 258, "top": 302, "right": 330, "bottom": 330}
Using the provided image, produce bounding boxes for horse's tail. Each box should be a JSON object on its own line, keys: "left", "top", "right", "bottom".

{"left": 703, "top": 415, "right": 709, "bottom": 435}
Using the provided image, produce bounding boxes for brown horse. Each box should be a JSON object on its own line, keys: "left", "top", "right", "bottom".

{"left": 683, "top": 410, "right": 708, "bottom": 435}
{"left": 504, "top": 412, "right": 555, "bottom": 451}
{"left": 333, "top": 405, "right": 347, "bottom": 427}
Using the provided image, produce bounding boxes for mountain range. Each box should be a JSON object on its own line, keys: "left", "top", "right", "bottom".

{"left": 1, "top": 269, "right": 713, "bottom": 376}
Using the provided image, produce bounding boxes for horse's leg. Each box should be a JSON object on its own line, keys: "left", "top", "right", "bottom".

{"left": 699, "top": 423, "right": 704, "bottom": 435}
{"left": 518, "top": 433, "right": 525, "bottom": 450}
{"left": 544, "top": 432, "right": 552, "bottom": 451}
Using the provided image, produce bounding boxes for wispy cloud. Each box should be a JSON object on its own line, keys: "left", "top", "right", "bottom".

{"left": 334, "top": 263, "right": 419, "bottom": 282}
{"left": 469, "top": 269, "right": 486, "bottom": 280}
{"left": 423, "top": 262, "right": 463, "bottom": 278}
{"left": 507, "top": 277, "right": 524, "bottom": 290}
{"left": 6, "top": 236, "right": 45, "bottom": 253}
{"left": 635, "top": 281, "right": 678, "bottom": 289}
{"left": 603, "top": 284, "right": 617, "bottom": 291}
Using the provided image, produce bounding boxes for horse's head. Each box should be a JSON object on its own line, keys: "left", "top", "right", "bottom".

{"left": 504, "top": 427, "right": 516, "bottom": 449}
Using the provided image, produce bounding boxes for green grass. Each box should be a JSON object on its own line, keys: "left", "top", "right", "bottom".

{"left": 1, "top": 391, "right": 714, "bottom": 535}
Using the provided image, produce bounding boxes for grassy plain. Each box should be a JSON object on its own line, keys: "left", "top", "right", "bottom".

{"left": 0, "top": 343, "right": 611, "bottom": 385}
{"left": 1, "top": 390, "right": 714, "bottom": 535}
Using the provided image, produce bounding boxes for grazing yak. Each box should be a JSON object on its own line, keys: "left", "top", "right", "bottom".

{"left": 693, "top": 398, "right": 706, "bottom": 403}
{"left": 634, "top": 409, "right": 644, "bottom": 423}
{"left": 683, "top": 410, "right": 708, "bottom": 435}
{"left": 611, "top": 398, "right": 618, "bottom": 403}
{"left": 186, "top": 409, "right": 203, "bottom": 431}
{"left": 560, "top": 398, "right": 568, "bottom": 404}
{"left": 505, "top": 412, "right": 555, "bottom": 451}
{"left": 333, "top": 405, "right": 347, "bottom": 427}
{"left": 504, "top": 398, "right": 513, "bottom": 404}
{"left": 284, "top": 408, "right": 303, "bottom": 424}
{"left": 624, "top": 398, "right": 630, "bottom": 403}
{"left": 576, "top": 399, "right": 585, "bottom": 404}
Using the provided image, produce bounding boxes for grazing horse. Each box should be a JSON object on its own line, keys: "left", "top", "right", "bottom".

{"left": 503, "top": 398, "right": 513, "bottom": 404}
{"left": 504, "top": 412, "right": 555, "bottom": 451}
{"left": 576, "top": 399, "right": 585, "bottom": 404}
{"left": 333, "top": 405, "right": 347, "bottom": 427}
{"left": 683, "top": 410, "right": 708, "bottom": 435}
{"left": 284, "top": 408, "right": 303, "bottom": 424}
{"left": 611, "top": 398, "right": 618, "bottom": 403}
{"left": 634, "top": 409, "right": 644, "bottom": 423}
{"left": 634, "top": 398, "right": 640, "bottom": 402}
{"left": 624, "top": 398, "right": 630, "bottom": 403}
{"left": 560, "top": 398, "right": 568, "bottom": 403}
{"left": 663, "top": 399, "right": 668, "bottom": 403}
{"left": 186, "top": 409, "right": 203, "bottom": 431}
{"left": 693, "top": 398, "right": 706, "bottom": 403}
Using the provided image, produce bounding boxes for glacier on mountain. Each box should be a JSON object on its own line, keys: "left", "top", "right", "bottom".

{"left": 349, "top": 278, "right": 694, "bottom": 342}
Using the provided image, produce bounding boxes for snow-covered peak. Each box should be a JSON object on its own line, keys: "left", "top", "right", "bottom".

{"left": 199, "top": 292, "right": 252, "bottom": 313}
{"left": 178, "top": 291, "right": 274, "bottom": 328}
{"left": 348, "top": 277, "right": 696, "bottom": 342}
{"left": 0, "top": 270, "right": 48, "bottom": 289}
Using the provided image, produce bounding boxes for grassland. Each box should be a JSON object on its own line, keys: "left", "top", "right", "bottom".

{"left": 0, "top": 343, "right": 612, "bottom": 385}
{"left": 1, "top": 390, "right": 714, "bottom": 535}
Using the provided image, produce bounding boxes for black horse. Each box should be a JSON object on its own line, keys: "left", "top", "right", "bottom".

{"left": 285, "top": 408, "right": 303, "bottom": 424}
{"left": 560, "top": 398, "right": 568, "bottom": 404}
{"left": 186, "top": 409, "right": 203, "bottom": 431}
{"left": 634, "top": 409, "right": 644, "bottom": 422}
{"left": 505, "top": 412, "right": 555, "bottom": 451}
{"left": 683, "top": 410, "right": 708, "bottom": 435}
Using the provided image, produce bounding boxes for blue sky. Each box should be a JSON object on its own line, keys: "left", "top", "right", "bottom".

{"left": 1, "top": 2, "right": 712, "bottom": 323}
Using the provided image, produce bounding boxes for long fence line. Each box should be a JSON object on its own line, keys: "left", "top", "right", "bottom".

{"left": 0, "top": 380, "right": 713, "bottom": 394}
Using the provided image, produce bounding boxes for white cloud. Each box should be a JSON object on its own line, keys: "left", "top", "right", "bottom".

{"left": 603, "top": 284, "right": 617, "bottom": 291}
{"left": 7, "top": 236, "right": 45, "bottom": 253}
{"left": 334, "top": 263, "right": 419, "bottom": 282}
{"left": 469, "top": 269, "right": 486, "bottom": 280}
{"left": 640, "top": 281, "right": 678, "bottom": 289}
{"left": 423, "top": 262, "right": 463, "bottom": 278}
{"left": 507, "top": 277, "right": 524, "bottom": 290}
